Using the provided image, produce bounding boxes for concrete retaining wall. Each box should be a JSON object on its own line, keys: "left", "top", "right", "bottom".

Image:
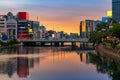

{"left": 95, "top": 44, "right": 120, "bottom": 64}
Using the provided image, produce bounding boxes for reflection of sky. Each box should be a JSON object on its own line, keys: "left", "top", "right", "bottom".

{"left": 0, "top": 0, "right": 111, "bottom": 33}
{"left": 30, "top": 53, "right": 110, "bottom": 80}
{"left": 0, "top": 47, "right": 111, "bottom": 80}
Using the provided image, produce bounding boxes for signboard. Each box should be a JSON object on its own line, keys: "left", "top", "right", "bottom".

{"left": 2, "top": 34, "right": 8, "bottom": 41}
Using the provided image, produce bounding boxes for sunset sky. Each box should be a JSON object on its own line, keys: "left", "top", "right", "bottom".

{"left": 0, "top": 0, "right": 111, "bottom": 34}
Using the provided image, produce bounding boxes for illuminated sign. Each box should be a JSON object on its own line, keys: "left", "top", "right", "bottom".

{"left": 28, "top": 28, "right": 33, "bottom": 33}
{"left": 107, "top": 10, "right": 112, "bottom": 17}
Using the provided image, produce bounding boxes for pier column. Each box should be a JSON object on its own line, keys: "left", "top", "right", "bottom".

{"left": 72, "top": 42, "right": 76, "bottom": 47}
{"left": 54, "top": 42, "right": 60, "bottom": 46}
{"left": 20, "top": 42, "right": 23, "bottom": 46}
{"left": 50, "top": 42, "right": 54, "bottom": 46}
{"left": 40, "top": 42, "right": 45, "bottom": 46}
{"left": 61, "top": 42, "right": 64, "bottom": 46}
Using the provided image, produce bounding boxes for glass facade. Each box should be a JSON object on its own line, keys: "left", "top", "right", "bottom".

{"left": 112, "top": 0, "right": 120, "bottom": 22}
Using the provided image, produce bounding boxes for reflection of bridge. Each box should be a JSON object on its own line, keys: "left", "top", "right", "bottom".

{"left": 76, "top": 50, "right": 96, "bottom": 54}
{"left": 20, "top": 38, "right": 88, "bottom": 46}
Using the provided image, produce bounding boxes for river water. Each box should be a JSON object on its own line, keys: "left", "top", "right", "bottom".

{"left": 0, "top": 46, "right": 119, "bottom": 80}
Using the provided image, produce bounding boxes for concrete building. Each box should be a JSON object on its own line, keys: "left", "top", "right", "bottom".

{"left": 39, "top": 25, "right": 46, "bottom": 38}
{"left": 0, "top": 12, "right": 42, "bottom": 40}
{"left": 56, "top": 31, "right": 64, "bottom": 39}
{"left": 6, "top": 12, "right": 17, "bottom": 39}
{"left": 0, "top": 15, "right": 6, "bottom": 35}
{"left": 70, "top": 33, "right": 79, "bottom": 39}
{"left": 47, "top": 30, "right": 55, "bottom": 39}
{"left": 112, "top": 0, "right": 120, "bottom": 22}
{"left": 32, "top": 21, "right": 40, "bottom": 39}
{"left": 17, "top": 12, "right": 30, "bottom": 40}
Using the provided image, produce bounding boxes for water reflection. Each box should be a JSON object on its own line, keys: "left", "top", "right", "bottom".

{"left": 17, "top": 57, "right": 29, "bottom": 78}
{"left": 89, "top": 53, "right": 120, "bottom": 80}
{"left": 0, "top": 46, "right": 118, "bottom": 80}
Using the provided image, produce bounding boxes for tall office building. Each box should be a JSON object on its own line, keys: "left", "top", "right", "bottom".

{"left": 112, "top": 0, "right": 120, "bottom": 22}
{"left": 80, "top": 20, "right": 101, "bottom": 38}
{"left": 80, "top": 20, "right": 93, "bottom": 38}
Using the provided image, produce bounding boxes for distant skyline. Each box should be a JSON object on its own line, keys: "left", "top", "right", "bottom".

{"left": 0, "top": 0, "right": 111, "bottom": 34}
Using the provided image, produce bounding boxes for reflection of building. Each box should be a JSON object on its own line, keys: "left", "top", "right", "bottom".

{"left": 80, "top": 52, "right": 89, "bottom": 64}
{"left": 0, "top": 47, "right": 41, "bottom": 78}
{"left": 112, "top": 0, "right": 120, "bottom": 22}
{"left": 0, "top": 59, "right": 17, "bottom": 77}
{"left": 17, "top": 57, "right": 29, "bottom": 78}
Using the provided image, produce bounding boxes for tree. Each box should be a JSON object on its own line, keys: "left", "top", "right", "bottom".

{"left": 110, "top": 24, "right": 120, "bottom": 38}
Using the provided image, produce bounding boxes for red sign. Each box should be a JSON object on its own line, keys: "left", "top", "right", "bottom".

{"left": 18, "top": 12, "right": 29, "bottom": 20}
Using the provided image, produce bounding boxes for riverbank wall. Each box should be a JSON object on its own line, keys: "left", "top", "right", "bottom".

{"left": 95, "top": 44, "right": 120, "bottom": 64}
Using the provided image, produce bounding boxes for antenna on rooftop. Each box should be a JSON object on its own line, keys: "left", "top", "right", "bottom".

{"left": 37, "top": 16, "right": 38, "bottom": 21}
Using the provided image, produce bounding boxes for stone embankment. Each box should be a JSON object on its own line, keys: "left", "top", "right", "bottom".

{"left": 95, "top": 44, "right": 120, "bottom": 64}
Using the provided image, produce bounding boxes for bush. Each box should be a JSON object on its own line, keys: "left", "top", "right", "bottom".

{"left": 0, "top": 38, "right": 20, "bottom": 46}
{"left": 9, "top": 38, "right": 19, "bottom": 45}
{"left": 116, "top": 43, "right": 120, "bottom": 48}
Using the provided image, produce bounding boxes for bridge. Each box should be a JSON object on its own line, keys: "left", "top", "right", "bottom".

{"left": 20, "top": 38, "right": 89, "bottom": 46}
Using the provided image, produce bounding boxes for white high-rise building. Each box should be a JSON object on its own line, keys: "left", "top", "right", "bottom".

{"left": 6, "top": 12, "right": 17, "bottom": 39}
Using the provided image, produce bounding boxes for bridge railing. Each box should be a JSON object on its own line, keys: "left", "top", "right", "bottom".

{"left": 21, "top": 38, "right": 88, "bottom": 42}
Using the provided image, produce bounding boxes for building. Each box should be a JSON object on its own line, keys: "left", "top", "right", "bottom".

{"left": 56, "top": 31, "right": 64, "bottom": 39}
{"left": 47, "top": 30, "right": 55, "bottom": 39}
{"left": 80, "top": 20, "right": 93, "bottom": 38}
{"left": 18, "top": 12, "right": 29, "bottom": 20}
{"left": 32, "top": 21, "right": 40, "bottom": 39}
{"left": 80, "top": 21, "right": 87, "bottom": 38}
{"left": 102, "top": 17, "right": 109, "bottom": 22}
{"left": 39, "top": 25, "right": 46, "bottom": 38}
{"left": 6, "top": 12, "right": 17, "bottom": 39}
{"left": 80, "top": 20, "right": 101, "bottom": 38}
{"left": 70, "top": 33, "right": 79, "bottom": 39}
{"left": 112, "top": 0, "right": 120, "bottom": 22}
{"left": 93, "top": 20, "right": 101, "bottom": 31}
{"left": 17, "top": 12, "right": 30, "bottom": 40}
{"left": 0, "top": 12, "right": 42, "bottom": 40}
{"left": 0, "top": 15, "right": 6, "bottom": 35}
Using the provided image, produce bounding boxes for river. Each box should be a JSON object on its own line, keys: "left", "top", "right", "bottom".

{"left": 0, "top": 45, "right": 119, "bottom": 80}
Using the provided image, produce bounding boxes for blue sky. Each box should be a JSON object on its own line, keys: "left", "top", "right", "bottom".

{"left": 0, "top": 0, "right": 111, "bottom": 33}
